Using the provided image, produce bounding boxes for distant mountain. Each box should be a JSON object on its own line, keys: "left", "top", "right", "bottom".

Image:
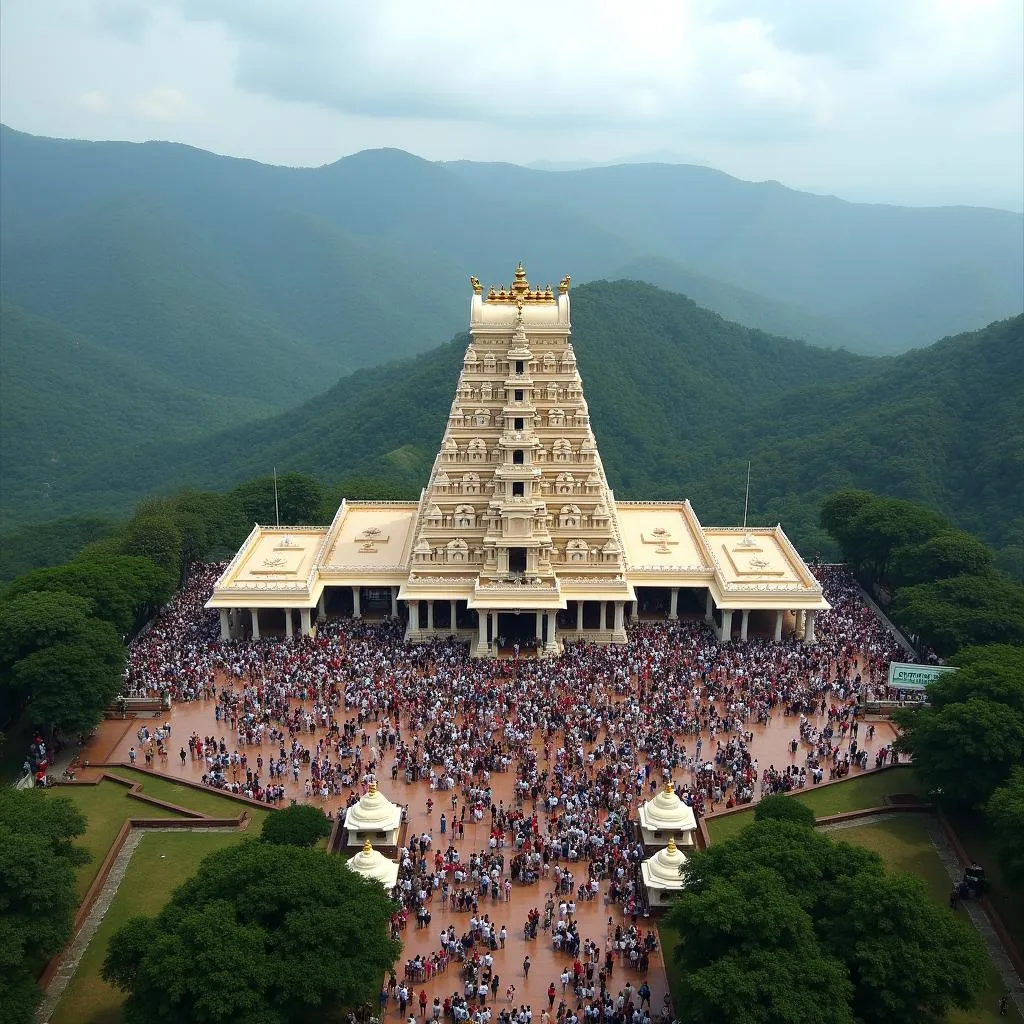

{"left": 2, "top": 127, "right": 1021, "bottom": 529}
{"left": 26, "top": 283, "right": 1023, "bottom": 569}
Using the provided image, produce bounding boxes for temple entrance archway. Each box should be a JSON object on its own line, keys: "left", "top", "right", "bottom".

{"left": 497, "top": 612, "right": 540, "bottom": 649}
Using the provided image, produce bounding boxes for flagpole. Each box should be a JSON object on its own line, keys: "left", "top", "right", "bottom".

{"left": 273, "top": 467, "right": 280, "bottom": 527}
{"left": 742, "top": 460, "right": 750, "bottom": 529}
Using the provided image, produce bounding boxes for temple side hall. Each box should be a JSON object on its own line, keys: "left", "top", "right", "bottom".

{"left": 207, "top": 266, "right": 828, "bottom": 653}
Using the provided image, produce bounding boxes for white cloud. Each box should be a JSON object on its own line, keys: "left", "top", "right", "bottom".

{"left": 76, "top": 89, "right": 107, "bottom": 111}
{"left": 133, "top": 85, "right": 187, "bottom": 120}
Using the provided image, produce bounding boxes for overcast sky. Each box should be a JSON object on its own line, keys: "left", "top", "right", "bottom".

{"left": 2, "top": 0, "right": 1021, "bottom": 210}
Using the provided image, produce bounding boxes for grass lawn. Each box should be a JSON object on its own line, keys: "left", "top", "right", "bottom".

{"left": 45, "top": 781, "right": 186, "bottom": 897}
{"left": 103, "top": 767, "right": 271, "bottom": 829}
{"left": 51, "top": 830, "right": 250, "bottom": 1024}
{"left": 705, "top": 767, "right": 926, "bottom": 845}
{"left": 838, "top": 817, "right": 1021, "bottom": 1024}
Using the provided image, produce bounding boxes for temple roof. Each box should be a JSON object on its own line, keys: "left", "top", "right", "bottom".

{"left": 344, "top": 781, "right": 402, "bottom": 833}
{"left": 639, "top": 782, "right": 698, "bottom": 833}
{"left": 346, "top": 839, "right": 399, "bottom": 888}
{"left": 641, "top": 836, "right": 688, "bottom": 889}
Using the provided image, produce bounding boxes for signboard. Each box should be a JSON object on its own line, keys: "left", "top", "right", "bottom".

{"left": 887, "top": 662, "right": 956, "bottom": 691}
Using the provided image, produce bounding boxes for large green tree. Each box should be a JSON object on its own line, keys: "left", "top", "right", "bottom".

{"left": 0, "top": 788, "right": 88, "bottom": 1024}
{"left": 102, "top": 840, "right": 400, "bottom": 1024}
{"left": 0, "top": 590, "right": 125, "bottom": 731}
{"left": 229, "top": 473, "right": 325, "bottom": 527}
{"left": 987, "top": 767, "right": 1024, "bottom": 883}
{"left": 893, "top": 574, "right": 1024, "bottom": 656}
{"left": 259, "top": 804, "right": 332, "bottom": 848}
{"left": 666, "top": 819, "right": 985, "bottom": 1024}
{"left": 5, "top": 555, "right": 171, "bottom": 637}
{"left": 889, "top": 529, "right": 995, "bottom": 589}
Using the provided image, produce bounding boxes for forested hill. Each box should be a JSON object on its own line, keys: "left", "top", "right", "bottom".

{"left": 35, "top": 282, "right": 1024, "bottom": 567}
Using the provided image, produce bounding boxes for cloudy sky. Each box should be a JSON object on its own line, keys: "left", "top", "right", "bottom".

{"left": 2, "top": 0, "right": 1021, "bottom": 210}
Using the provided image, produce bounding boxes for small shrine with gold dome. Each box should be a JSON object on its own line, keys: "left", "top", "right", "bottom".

{"left": 641, "top": 835, "right": 688, "bottom": 906}
{"left": 345, "top": 839, "right": 399, "bottom": 889}
{"left": 639, "top": 781, "right": 698, "bottom": 848}
{"left": 342, "top": 780, "right": 403, "bottom": 848}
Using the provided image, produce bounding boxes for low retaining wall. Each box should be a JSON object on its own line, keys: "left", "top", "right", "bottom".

{"left": 38, "top": 773, "right": 253, "bottom": 991}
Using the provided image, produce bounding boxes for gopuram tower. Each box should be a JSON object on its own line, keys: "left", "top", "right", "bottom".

{"left": 401, "top": 264, "right": 633, "bottom": 655}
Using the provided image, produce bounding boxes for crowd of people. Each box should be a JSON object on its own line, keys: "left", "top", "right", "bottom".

{"left": 119, "top": 562, "right": 910, "bottom": 1024}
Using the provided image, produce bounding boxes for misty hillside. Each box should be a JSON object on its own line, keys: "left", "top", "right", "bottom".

{"left": 20, "top": 282, "right": 1022, "bottom": 570}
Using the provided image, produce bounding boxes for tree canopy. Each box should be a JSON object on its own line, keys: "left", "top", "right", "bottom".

{"left": 102, "top": 840, "right": 400, "bottom": 1024}
{"left": 259, "top": 804, "right": 332, "bottom": 847}
{"left": 0, "top": 589, "right": 125, "bottom": 731}
{"left": 894, "top": 645, "right": 1024, "bottom": 809}
{"left": 0, "top": 788, "right": 88, "bottom": 1024}
{"left": 753, "top": 794, "right": 817, "bottom": 829}
{"left": 666, "top": 819, "right": 986, "bottom": 1024}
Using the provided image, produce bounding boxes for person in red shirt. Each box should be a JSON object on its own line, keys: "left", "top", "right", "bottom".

{"left": 548, "top": 983, "right": 557, "bottom": 1008}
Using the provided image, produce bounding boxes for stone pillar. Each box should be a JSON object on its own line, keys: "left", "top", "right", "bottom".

{"left": 613, "top": 601, "right": 625, "bottom": 633}
{"left": 490, "top": 611, "right": 499, "bottom": 647}
{"left": 796, "top": 610, "right": 805, "bottom": 636}
{"left": 450, "top": 599, "right": 458, "bottom": 632}
{"left": 250, "top": 608, "right": 260, "bottom": 640}
{"left": 352, "top": 586, "right": 361, "bottom": 619}
{"left": 300, "top": 608, "right": 312, "bottom": 636}
{"left": 391, "top": 587, "right": 399, "bottom": 618}
{"left": 804, "top": 610, "right": 818, "bottom": 644}
{"left": 219, "top": 608, "right": 230, "bottom": 641}
{"left": 284, "top": 609, "right": 293, "bottom": 638}
{"left": 669, "top": 587, "right": 679, "bottom": 621}
{"left": 774, "top": 609, "right": 784, "bottom": 642}
{"left": 478, "top": 611, "right": 487, "bottom": 650}
{"left": 720, "top": 609, "right": 733, "bottom": 643}
{"left": 740, "top": 609, "right": 750, "bottom": 641}
{"left": 317, "top": 592, "right": 326, "bottom": 623}
{"left": 426, "top": 600, "right": 434, "bottom": 631}
{"left": 576, "top": 601, "right": 584, "bottom": 631}
{"left": 536, "top": 609, "right": 544, "bottom": 640}
{"left": 408, "top": 600, "right": 419, "bottom": 633}
{"left": 705, "top": 590, "right": 714, "bottom": 623}
{"left": 545, "top": 610, "right": 557, "bottom": 650}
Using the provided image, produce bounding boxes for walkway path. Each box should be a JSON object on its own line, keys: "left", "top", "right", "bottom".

{"left": 36, "top": 826, "right": 238, "bottom": 1024}
{"left": 820, "top": 812, "right": 1023, "bottom": 1016}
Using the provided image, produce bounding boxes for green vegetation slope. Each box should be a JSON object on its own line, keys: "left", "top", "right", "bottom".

{"left": 31, "top": 283, "right": 1023, "bottom": 569}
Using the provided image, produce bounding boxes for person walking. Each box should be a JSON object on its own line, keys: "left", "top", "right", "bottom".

{"left": 523, "top": 956, "right": 531, "bottom": 980}
{"left": 547, "top": 982, "right": 557, "bottom": 1009}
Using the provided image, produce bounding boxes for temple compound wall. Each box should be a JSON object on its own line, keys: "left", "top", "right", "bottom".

{"left": 207, "top": 266, "right": 828, "bottom": 655}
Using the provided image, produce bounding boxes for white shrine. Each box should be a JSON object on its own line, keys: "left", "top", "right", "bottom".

{"left": 641, "top": 836, "right": 688, "bottom": 906}
{"left": 207, "top": 265, "right": 829, "bottom": 655}
{"left": 346, "top": 839, "right": 400, "bottom": 890}
{"left": 342, "top": 781, "right": 403, "bottom": 848}
{"left": 639, "top": 782, "right": 698, "bottom": 848}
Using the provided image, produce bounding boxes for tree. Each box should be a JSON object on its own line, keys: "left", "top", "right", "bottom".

{"left": 889, "top": 529, "right": 995, "bottom": 589}
{"left": 893, "top": 574, "right": 1024, "bottom": 656}
{"left": 819, "top": 490, "right": 879, "bottom": 567}
{"left": 0, "top": 789, "right": 88, "bottom": 1024}
{"left": 229, "top": 473, "right": 325, "bottom": 527}
{"left": 987, "top": 767, "right": 1024, "bottom": 883}
{"left": 118, "top": 513, "right": 183, "bottom": 586}
{"left": 665, "top": 820, "right": 985, "bottom": 1024}
{"left": 668, "top": 868, "right": 854, "bottom": 1024}
{"left": 894, "top": 697, "right": 1024, "bottom": 809}
{"left": 259, "top": 804, "right": 332, "bottom": 847}
{"left": 753, "top": 794, "right": 816, "bottom": 828}
{"left": 0, "top": 590, "right": 125, "bottom": 731}
{"left": 936, "top": 645, "right": 1024, "bottom": 713}
{"left": 817, "top": 870, "right": 986, "bottom": 1024}
{"left": 102, "top": 840, "right": 400, "bottom": 1024}
{"left": 5, "top": 556, "right": 172, "bottom": 637}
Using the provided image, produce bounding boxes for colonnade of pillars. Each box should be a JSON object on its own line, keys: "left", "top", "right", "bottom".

{"left": 216, "top": 585, "right": 819, "bottom": 647}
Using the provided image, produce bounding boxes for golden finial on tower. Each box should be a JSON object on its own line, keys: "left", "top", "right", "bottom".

{"left": 558, "top": 275, "right": 571, "bottom": 294}
{"left": 667, "top": 835, "right": 678, "bottom": 854}
{"left": 664, "top": 780, "right": 675, "bottom": 794}
{"left": 368, "top": 780, "right": 378, "bottom": 795}
{"left": 470, "top": 275, "right": 482, "bottom": 295}
{"left": 363, "top": 838, "right": 373, "bottom": 855}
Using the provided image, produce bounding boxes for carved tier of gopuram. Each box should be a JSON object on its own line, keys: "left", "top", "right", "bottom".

{"left": 205, "top": 264, "right": 829, "bottom": 656}
{"left": 402, "top": 263, "right": 632, "bottom": 655}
